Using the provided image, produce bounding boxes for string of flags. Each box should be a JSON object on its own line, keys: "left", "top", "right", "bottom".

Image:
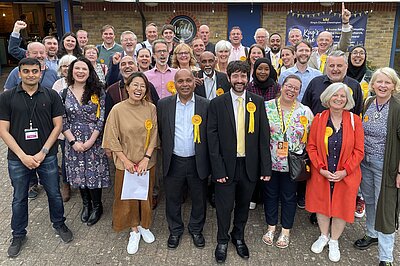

{"left": 288, "top": 11, "right": 370, "bottom": 18}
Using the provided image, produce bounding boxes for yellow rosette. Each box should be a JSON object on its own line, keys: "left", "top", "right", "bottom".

{"left": 324, "top": 127, "right": 333, "bottom": 156}
{"left": 100, "top": 59, "right": 104, "bottom": 64}
{"left": 216, "top": 88, "right": 224, "bottom": 96}
{"left": 192, "top": 115, "right": 202, "bottom": 143}
{"left": 239, "top": 56, "right": 247, "bottom": 61}
{"left": 361, "top": 81, "right": 369, "bottom": 100}
{"left": 347, "top": 85, "right": 353, "bottom": 96}
{"left": 320, "top": 54, "right": 327, "bottom": 72}
{"left": 278, "top": 58, "right": 283, "bottom": 66}
{"left": 246, "top": 102, "right": 256, "bottom": 133}
{"left": 91, "top": 94, "right": 100, "bottom": 118}
{"left": 299, "top": 115, "right": 308, "bottom": 143}
{"left": 144, "top": 119, "right": 153, "bottom": 150}
{"left": 363, "top": 115, "right": 369, "bottom": 122}
{"left": 166, "top": 81, "right": 176, "bottom": 95}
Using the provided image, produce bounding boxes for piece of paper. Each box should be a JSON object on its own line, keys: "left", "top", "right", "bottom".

{"left": 121, "top": 170, "right": 149, "bottom": 200}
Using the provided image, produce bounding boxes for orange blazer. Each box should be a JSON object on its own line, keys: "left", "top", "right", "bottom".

{"left": 305, "top": 110, "right": 364, "bottom": 223}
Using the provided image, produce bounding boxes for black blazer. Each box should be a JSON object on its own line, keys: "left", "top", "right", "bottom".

{"left": 207, "top": 91, "right": 272, "bottom": 182}
{"left": 157, "top": 94, "right": 211, "bottom": 179}
{"left": 194, "top": 70, "right": 231, "bottom": 99}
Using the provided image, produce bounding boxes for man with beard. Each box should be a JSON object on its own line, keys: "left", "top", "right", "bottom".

{"left": 97, "top": 24, "right": 123, "bottom": 67}
{"left": 266, "top": 33, "right": 282, "bottom": 72}
{"left": 207, "top": 60, "right": 271, "bottom": 263}
{"left": 135, "top": 23, "right": 158, "bottom": 55}
{"left": 288, "top": 28, "right": 303, "bottom": 46}
{"left": 76, "top": 30, "right": 89, "bottom": 49}
{"left": 278, "top": 41, "right": 322, "bottom": 101}
{"left": 308, "top": 3, "right": 352, "bottom": 74}
{"left": 254, "top": 28, "right": 270, "bottom": 53}
{"left": 191, "top": 38, "right": 205, "bottom": 68}
{"left": 228, "top": 27, "right": 249, "bottom": 62}
{"left": 8, "top": 20, "right": 59, "bottom": 72}
{"left": 199, "top": 25, "right": 215, "bottom": 55}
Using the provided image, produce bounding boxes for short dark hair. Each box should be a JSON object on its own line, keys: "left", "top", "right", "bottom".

{"left": 125, "top": 72, "right": 153, "bottom": 103}
{"left": 161, "top": 24, "right": 174, "bottom": 35}
{"left": 295, "top": 40, "right": 312, "bottom": 51}
{"left": 269, "top": 32, "right": 281, "bottom": 41}
{"left": 227, "top": 60, "right": 250, "bottom": 80}
{"left": 18, "top": 58, "right": 41, "bottom": 71}
{"left": 152, "top": 39, "right": 167, "bottom": 54}
{"left": 283, "top": 74, "right": 302, "bottom": 87}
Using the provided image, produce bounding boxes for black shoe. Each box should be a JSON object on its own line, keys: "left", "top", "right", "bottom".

{"left": 354, "top": 235, "right": 378, "bottom": 250}
{"left": 79, "top": 188, "right": 92, "bottom": 223}
{"left": 297, "top": 196, "right": 305, "bottom": 209}
{"left": 55, "top": 224, "right": 73, "bottom": 243}
{"left": 215, "top": 243, "right": 228, "bottom": 263}
{"left": 191, "top": 233, "right": 205, "bottom": 248}
{"left": 309, "top": 213, "right": 318, "bottom": 225}
{"left": 167, "top": 234, "right": 181, "bottom": 249}
{"left": 231, "top": 238, "right": 249, "bottom": 259}
{"left": 379, "top": 261, "right": 393, "bottom": 266}
{"left": 7, "top": 236, "right": 27, "bottom": 257}
{"left": 28, "top": 185, "right": 39, "bottom": 199}
{"left": 87, "top": 203, "right": 103, "bottom": 226}
{"left": 209, "top": 192, "right": 216, "bottom": 208}
{"left": 81, "top": 205, "right": 92, "bottom": 223}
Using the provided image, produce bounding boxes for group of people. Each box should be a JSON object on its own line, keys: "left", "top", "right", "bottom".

{"left": 1, "top": 5, "right": 399, "bottom": 266}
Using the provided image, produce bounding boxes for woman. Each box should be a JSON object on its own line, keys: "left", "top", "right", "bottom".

{"left": 246, "top": 58, "right": 280, "bottom": 101}
{"left": 52, "top": 54, "right": 77, "bottom": 202}
{"left": 137, "top": 47, "right": 152, "bottom": 72}
{"left": 279, "top": 46, "right": 296, "bottom": 75}
{"left": 171, "top": 43, "right": 199, "bottom": 71}
{"left": 102, "top": 72, "right": 157, "bottom": 255}
{"left": 246, "top": 44, "right": 265, "bottom": 81}
{"left": 84, "top": 45, "right": 107, "bottom": 84}
{"left": 306, "top": 83, "right": 364, "bottom": 262}
{"left": 262, "top": 75, "right": 313, "bottom": 248}
{"left": 215, "top": 40, "right": 232, "bottom": 74}
{"left": 347, "top": 45, "right": 373, "bottom": 100}
{"left": 57, "top": 32, "right": 83, "bottom": 58}
{"left": 353, "top": 67, "right": 400, "bottom": 266}
{"left": 62, "top": 57, "right": 110, "bottom": 226}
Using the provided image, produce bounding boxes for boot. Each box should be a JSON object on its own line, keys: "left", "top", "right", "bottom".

{"left": 79, "top": 188, "right": 92, "bottom": 223}
{"left": 61, "top": 183, "right": 71, "bottom": 202}
{"left": 87, "top": 188, "right": 103, "bottom": 226}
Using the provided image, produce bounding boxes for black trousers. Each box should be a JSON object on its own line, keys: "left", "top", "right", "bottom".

{"left": 215, "top": 158, "right": 256, "bottom": 244}
{"left": 164, "top": 155, "right": 207, "bottom": 236}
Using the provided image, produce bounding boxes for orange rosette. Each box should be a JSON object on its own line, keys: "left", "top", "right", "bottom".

{"left": 216, "top": 88, "right": 224, "bottom": 96}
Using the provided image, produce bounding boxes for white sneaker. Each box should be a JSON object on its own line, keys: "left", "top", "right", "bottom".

{"left": 328, "top": 239, "right": 340, "bottom": 262}
{"left": 127, "top": 231, "right": 141, "bottom": 254}
{"left": 249, "top": 202, "right": 257, "bottom": 210}
{"left": 311, "top": 234, "right": 329, "bottom": 254}
{"left": 138, "top": 225, "right": 155, "bottom": 243}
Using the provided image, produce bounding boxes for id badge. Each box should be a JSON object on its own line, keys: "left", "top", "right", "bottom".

{"left": 277, "top": 141, "right": 289, "bottom": 157}
{"left": 24, "top": 128, "right": 39, "bottom": 140}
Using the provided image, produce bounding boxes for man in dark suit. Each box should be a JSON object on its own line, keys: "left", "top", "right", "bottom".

{"left": 158, "top": 69, "right": 211, "bottom": 250}
{"left": 207, "top": 61, "right": 272, "bottom": 263}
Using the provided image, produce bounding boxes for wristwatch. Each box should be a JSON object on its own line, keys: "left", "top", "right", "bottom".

{"left": 69, "top": 140, "right": 76, "bottom": 146}
{"left": 41, "top": 147, "right": 49, "bottom": 155}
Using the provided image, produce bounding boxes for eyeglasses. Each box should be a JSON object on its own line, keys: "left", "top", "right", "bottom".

{"left": 155, "top": 50, "right": 168, "bottom": 54}
{"left": 177, "top": 51, "right": 189, "bottom": 56}
{"left": 284, "top": 83, "right": 300, "bottom": 92}
{"left": 351, "top": 51, "right": 366, "bottom": 56}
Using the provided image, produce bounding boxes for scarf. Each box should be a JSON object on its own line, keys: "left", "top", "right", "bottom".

{"left": 252, "top": 58, "right": 277, "bottom": 90}
{"left": 347, "top": 45, "right": 367, "bottom": 82}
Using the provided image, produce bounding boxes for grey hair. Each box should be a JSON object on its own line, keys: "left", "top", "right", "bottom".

{"left": 320, "top": 82, "right": 355, "bottom": 110}
{"left": 57, "top": 54, "right": 77, "bottom": 77}
{"left": 215, "top": 40, "right": 232, "bottom": 54}
{"left": 120, "top": 31, "right": 137, "bottom": 42}
{"left": 327, "top": 50, "right": 348, "bottom": 64}
{"left": 253, "top": 28, "right": 270, "bottom": 41}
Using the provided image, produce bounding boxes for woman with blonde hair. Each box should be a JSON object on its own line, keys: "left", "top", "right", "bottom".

{"left": 171, "top": 43, "right": 199, "bottom": 71}
{"left": 83, "top": 45, "right": 108, "bottom": 83}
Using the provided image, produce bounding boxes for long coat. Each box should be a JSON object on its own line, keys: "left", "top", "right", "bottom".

{"left": 305, "top": 110, "right": 364, "bottom": 223}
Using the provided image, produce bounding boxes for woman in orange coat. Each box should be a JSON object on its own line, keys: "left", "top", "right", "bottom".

{"left": 305, "top": 83, "right": 364, "bottom": 263}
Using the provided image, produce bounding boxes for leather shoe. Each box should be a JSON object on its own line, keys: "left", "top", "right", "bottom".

{"left": 310, "top": 213, "right": 318, "bottom": 225}
{"left": 354, "top": 235, "right": 378, "bottom": 250}
{"left": 167, "top": 234, "right": 181, "bottom": 249}
{"left": 231, "top": 238, "right": 249, "bottom": 259}
{"left": 152, "top": 195, "right": 158, "bottom": 210}
{"left": 191, "top": 233, "right": 205, "bottom": 248}
{"left": 215, "top": 243, "right": 228, "bottom": 263}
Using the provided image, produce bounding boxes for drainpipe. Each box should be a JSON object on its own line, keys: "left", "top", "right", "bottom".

{"left": 135, "top": 0, "right": 147, "bottom": 42}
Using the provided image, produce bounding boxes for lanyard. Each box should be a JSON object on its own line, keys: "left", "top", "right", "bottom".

{"left": 276, "top": 97, "right": 296, "bottom": 134}
{"left": 22, "top": 93, "right": 38, "bottom": 129}
{"left": 205, "top": 76, "right": 216, "bottom": 100}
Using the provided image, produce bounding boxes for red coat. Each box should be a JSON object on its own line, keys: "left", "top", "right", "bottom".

{"left": 305, "top": 110, "right": 364, "bottom": 223}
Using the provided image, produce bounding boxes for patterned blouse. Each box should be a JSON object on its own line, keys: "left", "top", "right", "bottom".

{"left": 265, "top": 99, "right": 314, "bottom": 172}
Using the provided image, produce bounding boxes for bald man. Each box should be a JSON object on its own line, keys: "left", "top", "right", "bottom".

{"left": 199, "top": 25, "right": 215, "bottom": 55}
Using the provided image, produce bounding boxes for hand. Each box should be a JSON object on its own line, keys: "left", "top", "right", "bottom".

{"left": 33, "top": 151, "right": 46, "bottom": 165}
{"left": 136, "top": 158, "right": 149, "bottom": 175}
{"left": 194, "top": 77, "right": 204, "bottom": 86}
{"left": 123, "top": 159, "right": 136, "bottom": 174}
{"left": 20, "top": 154, "right": 40, "bottom": 170}
{"left": 342, "top": 2, "right": 351, "bottom": 24}
{"left": 13, "top": 21, "right": 27, "bottom": 33}
{"left": 260, "top": 176, "right": 271, "bottom": 181}
{"left": 332, "top": 170, "right": 347, "bottom": 182}
{"left": 82, "top": 140, "right": 95, "bottom": 151}
{"left": 216, "top": 177, "right": 228, "bottom": 183}
{"left": 396, "top": 173, "right": 400, "bottom": 189}
{"left": 320, "top": 169, "right": 336, "bottom": 181}
{"left": 112, "top": 52, "right": 122, "bottom": 65}
{"left": 72, "top": 141, "right": 85, "bottom": 152}
{"left": 104, "top": 148, "right": 112, "bottom": 158}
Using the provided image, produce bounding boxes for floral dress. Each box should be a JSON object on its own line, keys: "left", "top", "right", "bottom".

{"left": 265, "top": 99, "right": 314, "bottom": 172}
{"left": 61, "top": 88, "right": 111, "bottom": 189}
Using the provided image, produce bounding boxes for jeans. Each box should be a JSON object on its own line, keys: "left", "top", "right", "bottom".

{"left": 59, "top": 140, "right": 67, "bottom": 184}
{"left": 9, "top": 155, "right": 66, "bottom": 237}
{"left": 360, "top": 155, "right": 395, "bottom": 262}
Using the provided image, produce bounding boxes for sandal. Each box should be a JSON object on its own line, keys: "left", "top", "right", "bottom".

{"left": 276, "top": 233, "right": 290, "bottom": 249}
{"left": 262, "top": 230, "right": 275, "bottom": 246}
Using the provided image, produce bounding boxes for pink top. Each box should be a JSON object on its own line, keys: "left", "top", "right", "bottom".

{"left": 144, "top": 66, "right": 178, "bottom": 99}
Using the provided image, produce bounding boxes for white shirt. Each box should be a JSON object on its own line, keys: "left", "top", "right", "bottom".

{"left": 203, "top": 72, "right": 217, "bottom": 100}
{"left": 173, "top": 94, "right": 195, "bottom": 157}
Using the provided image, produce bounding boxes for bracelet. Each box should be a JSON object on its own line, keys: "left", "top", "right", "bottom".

{"left": 69, "top": 140, "right": 76, "bottom": 146}
{"left": 144, "top": 154, "right": 151, "bottom": 160}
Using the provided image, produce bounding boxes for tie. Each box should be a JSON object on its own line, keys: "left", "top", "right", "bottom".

{"left": 237, "top": 97, "right": 245, "bottom": 156}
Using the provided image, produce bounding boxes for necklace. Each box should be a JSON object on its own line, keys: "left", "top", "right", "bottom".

{"left": 374, "top": 99, "right": 389, "bottom": 120}
{"left": 277, "top": 97, "right": 296, "bottom": 134}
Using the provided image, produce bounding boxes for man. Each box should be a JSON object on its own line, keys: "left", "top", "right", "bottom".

{"left": 8, "top": 20, "right": 58, "bottom": 71}
{"left": 308, "top": 3, "right": 353, "bottom": 74}
{"left": 288, "top": 28, "right": 303, "bottom": 46}
{"left": 199, "top": 25, "right": 215, "bottom": 55}
{"left": 228, "top": 27, "right": 248, "bottom": 62}
{"left": 207, "top": 61, "right": 271, "bottom": 263}
{"left": 161, "top": 24, "right": 175, "bottom": 58}
{"left": 191, "top": 38, "right": 205, "bottom": 67}
{"left": 254, "top": 28, "right": 270, "bottom": 53}
{"left": 43, "top": 14, "right": 57, "bottom": 37}
{"left": 158, "top": 69, "right": 210, "bottom": 249}
{"left": 76, "top": 29, "right": 89, "bottom": 49}
{"left": 135, "top": 23, "right": 158, "bottom": 55}
{"left": 97, "top": 24, "right": 123, "bottom": 67}
{"left": 278, "top": 41, "right": 322, "bottom": 101}
{"left": 266, "top": 33, "right": 282, "bottom": 72}
{"left": 0, "top": 58, "right": 73, "bottom": 258}
{"left": 302, "top": 50, "right": 363, "bottom": 116}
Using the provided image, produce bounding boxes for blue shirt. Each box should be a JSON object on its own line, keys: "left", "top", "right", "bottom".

{"left": 4, "top": 66, "right": 58, "bottom": 91}
{"left": 278, "top": 65, "right": 322, "bottom": 101}
{"left": 173, "top": 94, "right": 195, "bottom": 157}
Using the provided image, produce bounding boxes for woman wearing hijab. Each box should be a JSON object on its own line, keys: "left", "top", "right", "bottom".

{"left": 347, "top": 45, "right": 373, "bottom": 100}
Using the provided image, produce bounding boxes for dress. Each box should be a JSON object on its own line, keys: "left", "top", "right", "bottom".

{"left": 62, "top": 88, "right": 110, "bottom": 189}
